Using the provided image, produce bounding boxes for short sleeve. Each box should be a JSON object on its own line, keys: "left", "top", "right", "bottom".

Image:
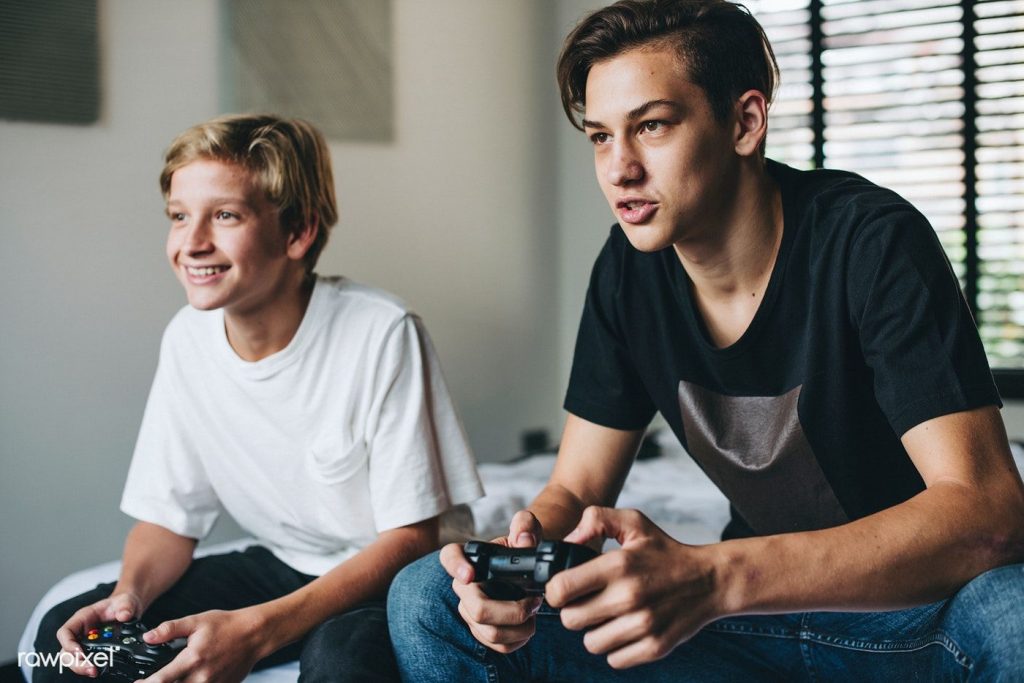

{"left": 363, "top": 315, "right": 483, "bottom": 533}
{"left": 564, "top": 230, "right": 657, "bottom": 431}
{"left": 847, "top": 206, "right": 1001, "bottom": 436}
{"left": 120, "top": 328, "right": 221, "bottom": 539}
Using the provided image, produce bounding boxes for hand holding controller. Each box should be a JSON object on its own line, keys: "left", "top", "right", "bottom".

{"left": 463, "top": 540, "right": 599, "bottom": 600}
{"left": 79, "top": 621, "right": 184, "bottom": 681}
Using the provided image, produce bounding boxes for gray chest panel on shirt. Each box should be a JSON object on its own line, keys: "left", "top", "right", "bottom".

{"left": 677, "top": 380, "right": 849, "bottom": 535}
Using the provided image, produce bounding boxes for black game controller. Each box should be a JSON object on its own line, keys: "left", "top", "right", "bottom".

{"left": 463, "top": 540, "right": 599, "bottom": 600}
{"left": 80, "top": 621, "right": 184, "bottom": 681}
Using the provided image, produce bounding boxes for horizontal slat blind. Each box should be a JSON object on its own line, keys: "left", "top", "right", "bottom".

{"left": 820, "top": 0, "right": 969, "bottom": 279}
{"left": 975, "top": 0, "right": 1024, "bottom": 368}
{"left": 747, "top": 0, "right": 817, "bottom": 168}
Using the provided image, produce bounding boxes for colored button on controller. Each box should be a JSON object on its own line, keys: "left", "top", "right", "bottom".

{"left": 86, "top": 633, "right": 98, "bottom": 640}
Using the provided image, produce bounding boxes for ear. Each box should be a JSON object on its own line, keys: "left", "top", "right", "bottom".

{"left": 286, "top": 213, "right": 319, "bottom": 262}
{"left": 734, "top": 89, "right": 769, "bottom": 157}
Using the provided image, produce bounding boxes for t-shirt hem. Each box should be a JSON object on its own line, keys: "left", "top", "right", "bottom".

{"left": 374, "top": 482, "right": 484, "bottom": 533}
{"left": 119, "top": 498, "right": 214, "bottom": 540}
{"left": 563, "top": 393, "right": 652, "bottom": 431}
{"left": 889, "top": 383, "right": 1002, "bottom": 436}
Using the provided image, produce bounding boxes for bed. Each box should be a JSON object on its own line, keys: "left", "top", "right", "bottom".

{"left": 19, "top": 434, "right": 1024, "bottom": 681}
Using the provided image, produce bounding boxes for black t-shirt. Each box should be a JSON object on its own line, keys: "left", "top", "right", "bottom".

{"left": 564, "top": 160, "right": 1001, "bottom": 540}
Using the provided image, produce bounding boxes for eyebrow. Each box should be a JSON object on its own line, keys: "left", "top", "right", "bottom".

{"left": 582, "top": 99, "right": 683, "bottom": 130}
{"left": 165, "top": 197, "right": 252, "bottom": 208}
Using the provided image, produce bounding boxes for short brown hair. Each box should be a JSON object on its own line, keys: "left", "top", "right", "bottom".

{"left": 160, "top": 114, "right": 338, "bottom": 271}
{"left": 557, "top": 0, "right": 778, "bottom": 130}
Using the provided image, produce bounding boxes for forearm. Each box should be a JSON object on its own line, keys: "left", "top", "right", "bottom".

{"left": 114, "top": 521, "right": 196, "bottom": 609}
{"left": 250, "top": 517, "right": 438, "bottom": 658}
{"left": 528, "top": 415, "right": 644, "bottom": 540}
{"left": 528, "top": 483, "right": 603, "bottom": 541}
{"left": 716, "top": 480, "right": 1024, "bottom": 615}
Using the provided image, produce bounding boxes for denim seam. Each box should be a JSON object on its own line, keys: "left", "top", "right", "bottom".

{"left": 801, "top": 630, "right": 973, "bottom": 670}
{"left": 703, "top": 623, "right": 801, "bottom": 639}
{"left": 473, "top": 641, "right": 499, "bottom": 683}
{"left": 703, "top": 618, "right": 974, "bottom": 676}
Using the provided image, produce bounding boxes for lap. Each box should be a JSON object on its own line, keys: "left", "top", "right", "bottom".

{"left": 33, "top": 546, "right": 377, "bottom": 681}
{"left": 300, "top": 603, "right": 398, "bottom": 683}
{"left": 389, "top": 554, "right": 1024, "bottom": 683}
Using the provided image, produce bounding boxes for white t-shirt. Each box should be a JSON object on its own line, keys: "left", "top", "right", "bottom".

{"left": 121, "top": 276, "right": 484, "bottom": 576}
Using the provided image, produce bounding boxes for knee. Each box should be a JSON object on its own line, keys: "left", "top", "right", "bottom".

{"left": 948, "top": 564, "right": 1024, "bottom": 676}
{"left": 34, "top": 601, "right": 77, "bottom": 655}
{"left": 300, "top": 605, "right": 396, "bottom": 683}
{"left": 386, "top": 552, "right": 458, "bottom": 646}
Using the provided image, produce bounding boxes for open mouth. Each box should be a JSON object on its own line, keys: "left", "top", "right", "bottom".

{"left": 617, "top": 199, "right": 658, "bottom": 224}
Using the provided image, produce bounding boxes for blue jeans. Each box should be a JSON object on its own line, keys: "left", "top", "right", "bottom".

{"left": 387, "top": 553, "right": 1024, "bottom": 682}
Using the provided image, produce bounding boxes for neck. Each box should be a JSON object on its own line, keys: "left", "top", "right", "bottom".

{"left": 673, "top": 163, "right": 783, "bottom": 303}
{"left": 224, "top": 273, "right": 314, "bottom": 362}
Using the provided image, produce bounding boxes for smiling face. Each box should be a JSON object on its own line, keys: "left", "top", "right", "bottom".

{"left": 584, "top": 47, "right": 743, "bottom": 252}
{"left": 165, "top": 159, "right": 307, "bottom": 320}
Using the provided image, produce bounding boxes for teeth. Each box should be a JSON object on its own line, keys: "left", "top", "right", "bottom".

{"left": 626, "top": 201, "right": 644, "bottom": 210}
{"left": 186, "top": 266, "right": 226, "bottom": 276}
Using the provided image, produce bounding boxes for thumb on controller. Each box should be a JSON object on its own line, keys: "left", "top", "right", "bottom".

{"left": 144, "top": 616, "right": 192, "bottom": 645}
{"left": 107, "top": 592, "right": 142, "bottom": 623}
{"left": 507, "top": 510, "right": 543, "bottom": 548}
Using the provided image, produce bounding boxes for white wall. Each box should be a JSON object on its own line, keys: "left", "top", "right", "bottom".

{"left": 0, "top": 0, "right": 561, "bottom": 660}
{"left": 3, "top": 0, "right": 1023, "bottom": 664}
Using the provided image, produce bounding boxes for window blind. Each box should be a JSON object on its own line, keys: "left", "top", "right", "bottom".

{"left": 746, "top": 0, "right": 1024, "bottom": 377}
{"left": 975, "top": 0, "right": 1024, "bottom": 368}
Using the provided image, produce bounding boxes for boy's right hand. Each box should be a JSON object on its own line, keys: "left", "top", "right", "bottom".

{"left": 55, "top": 591, "right": 144, "bottom": 677}
{"left": 439, "top": 510, "right": 545, "bottom": 653}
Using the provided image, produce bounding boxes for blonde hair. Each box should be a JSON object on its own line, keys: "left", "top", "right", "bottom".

{"left": 160, "top": 114, "right": 338, "bottom": 271}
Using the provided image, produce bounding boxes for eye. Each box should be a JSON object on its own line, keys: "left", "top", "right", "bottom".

{"left": 589, "top": 131, "right": 610, "bottom": 145}
{"left": 216, "top": 210, "right": 239, "bottom": 221}
{"left": 641, "top": 120, "right": 665, "bottom": 134}
{"left": 169, "top": 211, "right": 186, "bottom": 223}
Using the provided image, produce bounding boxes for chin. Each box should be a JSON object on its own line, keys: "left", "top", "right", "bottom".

{"left": 620, "top": 223, "right": 675, "bottom": 253}
{"left": 184, "top": 293, "right": 224, "bottom": 311}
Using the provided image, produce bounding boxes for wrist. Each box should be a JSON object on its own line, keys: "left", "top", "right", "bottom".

{"left": 700, "top": 541, "right": 747, "bottom": 617}
{"left": 109, "top": 582, "right": 148, "bottom": 615}
{"left": 237, "top": 605, "right": 276, "bottom": 660}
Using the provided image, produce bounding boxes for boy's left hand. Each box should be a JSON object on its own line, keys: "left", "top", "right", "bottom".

{"left": 545, "top": 507, "right": 726, "bottom": 670}
{"left": 141, "top": 608, "right": 266, "bottom": 683}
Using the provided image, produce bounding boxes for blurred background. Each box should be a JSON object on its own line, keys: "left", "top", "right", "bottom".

{"left": 2, "top": 0, "right": 1022, "bottom": 664}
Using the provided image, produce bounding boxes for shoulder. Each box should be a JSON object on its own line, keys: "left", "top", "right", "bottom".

{"left": 772, "top": 160, "right": 929, "bottom": 243}
{"left": 313, "top": 275, "right": 420, "bottom": 338}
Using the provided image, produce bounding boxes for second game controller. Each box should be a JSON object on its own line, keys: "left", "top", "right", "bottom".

{"left": 463, "top": 540, "right": 599, "bottom": 600}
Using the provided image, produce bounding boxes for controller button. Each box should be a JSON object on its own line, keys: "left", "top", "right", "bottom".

{"left": 122, "top": 637, "right": 136, "bottom": 644}
{"left": 102, "top": 632, "right": 113, "bottom": 638}
{"left": 87, "top": 634, "right": 99, "bottom": 640}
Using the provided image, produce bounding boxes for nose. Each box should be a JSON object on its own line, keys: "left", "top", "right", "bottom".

{"left": 606, "top": 140, "right": 644, "bottom": 187}
{"left": 183, "top": 216, "right": 213, "bottom": 255}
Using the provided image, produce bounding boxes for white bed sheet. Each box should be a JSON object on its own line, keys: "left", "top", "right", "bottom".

{"left": 471, "top": 432, "right": 732, "bottom": 546}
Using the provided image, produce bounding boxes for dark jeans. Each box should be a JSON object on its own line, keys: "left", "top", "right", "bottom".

{"left": 33, "top": 546, "right": 399, "bottom": 682}
{"left": 389, "top": 553, "right": 1024, "bottom": 682}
